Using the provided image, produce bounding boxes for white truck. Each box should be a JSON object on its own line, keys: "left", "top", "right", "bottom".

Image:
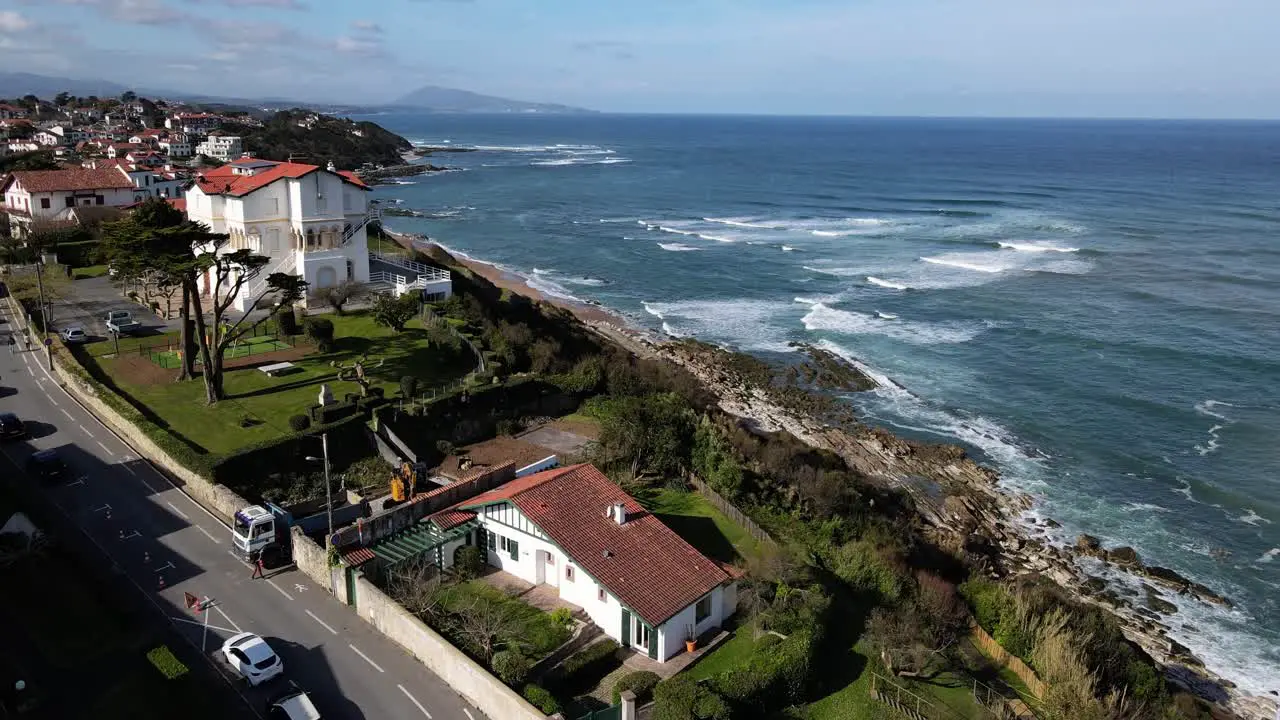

{"left": 232, "top": 499, "right": 367, "bottom": 564}
{"left": 104, "top": 310, "right": 141, "bottom": 335}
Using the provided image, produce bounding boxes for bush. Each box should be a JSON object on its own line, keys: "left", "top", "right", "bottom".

{"left": 522, "top": 684, "right": 560, "bottom": 714}
{"left": 612, "top": 670, "right": 661, "bottom": 704}
{"left": 495, "top": 418, "right": 519, "bottom": 436}
{"left": 453, "top": 545, "right": 484, "bottom": 580}
{"left": 711, "top": 630, "right": 814, "bottom": 709}
{"left": 491, "top": 650, "right": 531, "bottom": 686}
{"left": 436, "top": 439, "right": 454, "bottom": 456}
{"left": 550, "top": 606, "right": 573, "bottom": 628}
{"left": 558, "top": 639, "right": 621, "bottom": 685}
{"left": 372, "top": 291, "right": 418, "bottom": 332}
{"left": 830, "top": 538, "right": 910, "bottom": 602}
{"left": 145, "top": 645, "right": 189, "bottom": 680}
{"left": 288, "top": 414, "right": 311, "bottom": 432}
{"left": 400, "top": 375, "right": 419, "bottom": 398}
{"left": 654, "top": 676, "right": 731, "bottom": 720}
{"left": 304, "top": 317, "right": 335, "bottom": 351}
{"left": 959, "top": 576, "right": 1011, "bottom": 634}
{"left": 277, "top": 308, "right": 299, "bottom": 336}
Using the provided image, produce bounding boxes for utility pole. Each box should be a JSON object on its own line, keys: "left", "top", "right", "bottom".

{"left": 322, "top": 432, "right": 333, "bottom": 546}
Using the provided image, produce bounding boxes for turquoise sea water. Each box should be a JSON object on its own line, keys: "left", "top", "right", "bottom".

{"left": 361, "top": 114, "right": 1280, "bottom": 693}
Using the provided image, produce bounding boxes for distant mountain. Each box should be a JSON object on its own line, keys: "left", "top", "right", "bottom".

{"left": 0, "top": 72, "right": 131, "bottom": 99}
{"left": 390, "top": 85, "right": 593, "bottom": 114}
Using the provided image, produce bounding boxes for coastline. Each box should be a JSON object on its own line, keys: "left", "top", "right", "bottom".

{"left": 384, "top": 228, "right": 1273, "bottom": 720}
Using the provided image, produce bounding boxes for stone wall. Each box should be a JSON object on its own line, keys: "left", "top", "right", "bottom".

{"left": 290, "top": 527, "right": 334, "bottom": 593}
{"left": 353, "top": 574, "right": 547, "bottom": 720}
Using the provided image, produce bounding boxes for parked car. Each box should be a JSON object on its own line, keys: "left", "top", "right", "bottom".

{"left": 0, "top": 412, "right": 27, "bottom": 440}
{"left": 25, "top": 449, "right": 66, "bottom": 482}
{"left": 104, "top": 310, "right": 140, "bottom": 335}
{"left": 221, "top": 632, "right": 284, "bottom": 686}
{"left": 60, "top": 327, "right": 88, "bottom": 344}
{"left": 267, "top": 683, "right": 321, "bottom": 720}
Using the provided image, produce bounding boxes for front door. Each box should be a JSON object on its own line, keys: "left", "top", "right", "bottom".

{"left": 632, "top": 616, "right": 651, "bottom": 654}
{"left": 542, "top": 551, "right": 559, "bottom": 588}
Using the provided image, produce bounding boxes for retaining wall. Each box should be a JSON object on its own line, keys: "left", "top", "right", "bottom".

{"left": 353, "top": 574, "right": 547, "bottom": 720}
{"left": 291, "top": 527, "right": 335, "bottom": 593}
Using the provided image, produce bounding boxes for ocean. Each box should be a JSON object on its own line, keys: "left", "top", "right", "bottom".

{"left": 360, "top": 113, "right": 1280, "bottom": 693}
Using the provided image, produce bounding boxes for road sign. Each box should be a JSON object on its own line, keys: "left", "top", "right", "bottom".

{"left": 43, "top": 338, "right": 52, "bottom": 347}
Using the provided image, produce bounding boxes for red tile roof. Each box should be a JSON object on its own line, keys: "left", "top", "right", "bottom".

{"left": 428, "top": 508, "right": 477, "bottom": 531}
{"left": 193, "top": 160, "right": 368, "bottom": 198}
{"left": 458, "top": 464, "right": 730, "bottom": 626}
{"left": 5, "top": 167, "right": 133, "bottom": 193}
{"left": 341, "top": 547, "right": 376, "bottom": 567}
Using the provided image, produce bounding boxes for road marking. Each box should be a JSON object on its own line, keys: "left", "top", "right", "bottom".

{"left": 348, "top": 644, "right": 384, "bottom": 673}
{"left": 172, "top": 616, "right": 238, "bottom": 634}
{"left": 96, "top": 440, "right": 113, "bottom": 455}
{"left": 464, "top": 709, "right": 475, "bottom": 720}
{"left": 121, "top": 463, "right": 137, "bottom": 476}
{"left": 166, "top": 501, "right": 190, "bottom": 520}
{"left": 47, "top": 395, "right": 59, "bottom": 407}
{"left": 68, "top": 476, "right": 86, "bottom": 487}
{"left": 266, "top": 579, "right": 293, "bottom": 601}
{"left": 305, "top": 609, "right": 338, "bottom": 635}
{"left": 398, "top": 685, "right": 433, "bottom": 718}
{"left": 154, "top": 561, "right": 176, "bottom": 572}
{"left": 60, "top": 407, "right": 74, "bottom": 420}
{"left": 94, "top": 504, "right": 112, "bottom": 513}
{"left": 79, "top": 424, "right": 95, "bottom": 438}
{"left": 214, "top": 605, "right": 243, "bottom": 634}
{"left": 120, "top": 530, "right": 141, "bottom": 540}
{"left": 293, "top": 583, "right": 307, "bottom": 593}
{"left": 196, "top": 526, "right": 221, "bottom": 544}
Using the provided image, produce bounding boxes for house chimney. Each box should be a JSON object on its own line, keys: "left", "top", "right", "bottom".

{"left": 612, "top": 502, "right": 627, "bottom": 525}
{"left": 326, "top": 160, "right": 336, "bottom": 173}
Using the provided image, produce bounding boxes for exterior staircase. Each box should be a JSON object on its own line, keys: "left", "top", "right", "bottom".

{"left": 243, "top": 251, "right": 296, "bottom": 304}
{"left": 341, "top": 206, "right": 381, "bottom": 246}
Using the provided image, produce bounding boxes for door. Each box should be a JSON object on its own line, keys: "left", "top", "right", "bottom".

{"left": 542, "top": 551, "right": 559, "bottom": 588}
{"left": 266, "top": 228, "right": 281, "bottom": 254}
{"left": 316, "top": 266, "right": 337, "bottom": 288}
{"left": 633, "top": 616, "right": 651, "bottom": 653}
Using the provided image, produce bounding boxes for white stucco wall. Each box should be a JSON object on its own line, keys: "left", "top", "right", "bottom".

{"left": 656, "top": 584, "right": 730, "bottom": 661}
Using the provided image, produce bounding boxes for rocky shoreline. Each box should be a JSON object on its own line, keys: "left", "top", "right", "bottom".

{"left": 579, "top": 321, "right": 1273, "bottom": 720}
{"left": 358, "top": 162, "right": 454, "bottom": 185}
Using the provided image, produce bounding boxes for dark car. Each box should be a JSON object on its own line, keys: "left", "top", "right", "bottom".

{"left": 25, "top": 449, "right": 67, "bottom": 482}
{"left": 0, "top": 412, "right": 27, "bottom": 440}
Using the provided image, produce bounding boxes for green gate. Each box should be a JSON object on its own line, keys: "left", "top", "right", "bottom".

{"left": 573, "top": 706, "right": 620, "bottom": 720}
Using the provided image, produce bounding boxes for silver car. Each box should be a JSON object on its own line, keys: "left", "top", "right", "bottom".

{"left": 60, "top": 327, "right": 88, "bottom": 344}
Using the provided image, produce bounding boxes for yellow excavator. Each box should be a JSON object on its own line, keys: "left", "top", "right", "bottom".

{"left": 390, "top": 461, "right": 417, "bottom": 502}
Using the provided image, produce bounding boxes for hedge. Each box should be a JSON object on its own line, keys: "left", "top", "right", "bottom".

{"left": 209, "top": 412, "right": 371, "bottom": 488}
{"left": 612, "top": 670, "right": 661, "bottom": 704}
{"left": 553, "top": 639, "right": 621, "bottom": 689}
{"left": 145, "top": 645, "right": 189, "bottom": 680}
{"left": 708, "top": 630, "right": 816, "bottom": 710}
{"left": 521, "top": 684, "right": 559, "bottom": 714}
{"left": 53, "top": 238, "right": 100, "bottom": 268}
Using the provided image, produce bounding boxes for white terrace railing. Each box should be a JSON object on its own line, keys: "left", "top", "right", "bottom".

{"left": 369, "top": 270, "right": 446, "bottom": 296}
{"left": 369, "top": 249, "right": 451, "bottom": 283}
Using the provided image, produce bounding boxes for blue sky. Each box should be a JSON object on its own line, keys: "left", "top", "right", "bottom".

{"left": 1, "top": 0, "right": 1278, "bottom": 117}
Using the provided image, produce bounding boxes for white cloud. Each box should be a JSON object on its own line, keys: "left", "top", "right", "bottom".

{"left": 0, "top": 11, "right": 33, "bottom": 33}
{"left": 351, "top": 19, "right": 383, "bottom": 34}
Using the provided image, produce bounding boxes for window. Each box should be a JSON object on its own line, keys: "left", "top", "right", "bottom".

{"left": 486, "top": 530, "right": 496, "bottom": 550}
{"left": 271, "top": 197, "right": 279, "bottom": 214}
{"left": 65, "top": 196, "right": 74, "bottom": 208}
{"left": 695, "top": 595, "right": 712, "bottom": 624}
{"left": 565, "top": 565, "right": 574, "bottom": 582}
{"left": 39, "top": 198, "right": 49, "bottom": 209}
{"left": 317, "top": 194, "right": 327, "bottom": 211}
{"left": 597, "top": 585, "right": 607, "bottom": 603}
{"left": 95, "top": 195, "right": 104, "bottom": 205}
{"left": 507, "top": 538, "right": 518, "bottom": 561}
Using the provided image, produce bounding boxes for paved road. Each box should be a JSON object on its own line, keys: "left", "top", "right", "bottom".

{"left": 0, "top": 302, "right": 485, "bottom": 720}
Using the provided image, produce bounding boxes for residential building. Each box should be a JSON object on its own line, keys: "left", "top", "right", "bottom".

{"left": 159, "top": 138, "right": 192, "bottom": 158}
{"left": 85, "top": 159, "right": 189, "bottom": 201}
{"left": 108, "top": 142, "right": 148, "bottom": 159}
{"left": 424, "top": 464, "right": 738, "bottom": 662}
{"left": 69, "top": 107, "right": 103, "bottom": 121}
{"left": 194, "top": 133, "right": 242, "bottom": 161}
{"left": 167, "top": 112, "right": 221, "bottom": 134}
{"left": 130, "top": 129, "right": 167, "bottom": 145}
{"left": 5, "top": 141, "right": 40, "bottom": 154}
{"left": 33, "top": 131, "right": 63, "bottom": 147}
{"left": 1, "top": 167, "right": 137, "bottom": 238}
{"left": 0, "top": 104, "right": 29, "bottom": 120}
{"left": 184, "top": 157, "right": 381, "bottom": 311}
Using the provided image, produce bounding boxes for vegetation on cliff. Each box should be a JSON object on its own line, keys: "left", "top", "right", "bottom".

{"left": 223, "top": 109, "right": 410, "bottom": 169}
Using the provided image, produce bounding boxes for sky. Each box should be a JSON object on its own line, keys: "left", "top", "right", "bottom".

{"left": 1, "top": 0, "right": 1279, "bottom": 117}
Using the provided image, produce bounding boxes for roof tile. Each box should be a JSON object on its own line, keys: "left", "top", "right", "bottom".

{"left": 7, "top": 167, "right": 133, "bottom": 193}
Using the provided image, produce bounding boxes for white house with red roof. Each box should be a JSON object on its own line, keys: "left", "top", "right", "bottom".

{"left": 0, "top": 104, "right": 28, "bottom": 120}
{"left": 424, "top": 464, "right": 738, "bottom": 662}
{"left": 2, "top": 167, "right": 137, "bottom": 237}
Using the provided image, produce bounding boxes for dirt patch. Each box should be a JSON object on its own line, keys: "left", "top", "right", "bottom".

{"left": 436, "top": 435, "right": 557, "bottom": 479}
{"left": 517, "top": 424, "right": 595, "bottom": 458}
{"left": 220, "top": 344, "right": 312, "bottom": 371}
{"left": 544, "top": 416, "right": 600, "bottom": 441}
{"left": 108, "top": 353, "right": 179, "bottom": 386}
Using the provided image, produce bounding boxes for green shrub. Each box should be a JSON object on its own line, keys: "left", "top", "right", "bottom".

{"left": 549, "top": 607, "right": 573, "bottom": 628}
{"left": 959, "top": 576, "right": 1011, "bottom": 634}
{"left": 830, "top": 538, "right": 909, "bottom": 602}
{"left": 557, "top": 639, "right": 621, "bottom": 685}
{"left": 400, "top": 375, "right": 419, "bottom": 397}
{"left": 304, "top": 317, "right": 335, "bottom": 351}
{"left": 612, "top": 670, "right": 661, "bottom": 704}
{"left": 288, "top": 414, "right": 311, "bottom": 432}
{"left": 495, "top": 418, "right": 519, "bottom": 436}
{"left": 453, "top": 545, "right": 484, "bottom": 580}
{"left": 521, "top": 684, "right": 559, "bottom": 714}
{"left": 491, "top": 650, "right": 531, "bottom": 686}
{"left": 145, "top": 645, "right": 188, "bottom": 680}
{"left": 710, "top": 630, "right": 814, "bottom": 709}
{"left": 277, "top": 308, "right": 299, "bottom": 336}
{"left": 654, "top": 676, "right": 731, "bottom": 720}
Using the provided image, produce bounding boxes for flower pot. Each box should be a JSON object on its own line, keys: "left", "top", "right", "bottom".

{"left": 685, "top": 639, "right": 697, "bottom": 653}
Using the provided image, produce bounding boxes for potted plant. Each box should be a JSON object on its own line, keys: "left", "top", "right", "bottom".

{"left": 684, "top": 625, "right": 697, "bottom": 653}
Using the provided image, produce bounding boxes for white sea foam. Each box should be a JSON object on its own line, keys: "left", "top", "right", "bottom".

{"left": 866, "top": 276, "right": 908, "bottom": 290}
{"left": 802, "top": 265, "right": 860, "bottom": 277}
{"left": 998, "top": 241, "right": 1081, "bottom": 253}
{"left": 703, "top": 217, "right": 780, "bottom": 229}
{"left": 802, "top": 303, "right": 981, "bottom": 345}
{"left": 1122, "top": 502, "right": 1171, "bottom": 513}
{"left": 1172, "top": 479, "right": 1197, "bottom": 503}
{"left": 1258, "top": 548, "right": 1280, "bottom": 563}
{"left": 642, "top": 299, "right": 797, "bottom": 352}
{"left": 781, "top": 246, "right": 797, "bottom": 252}
{"left": 876, "top": 312, "right": 898, "bottom": 320}
{"left": 531, "top": 157, "right": 631, "bottom": 167}
{"left": 657, "top": 243, "right": 700, "bottom": 252}
{"left": 1238, "top": 509, "right": 1272, "bottom": 526}
{"left": 1194, "top": 400, "right": 1235, "bottom": 456}
{"left": 921, "top": 253, "right": 1013, "bottom": 273}
{"left": 649, "top": 224, "right": 736, "bottom": 243}
{"left": 1195, "top": 399, "right": 1234, "bottom": 421}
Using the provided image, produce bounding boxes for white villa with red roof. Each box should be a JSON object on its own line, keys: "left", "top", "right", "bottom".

{"left": 424, "top": 464, "right": 738, "bottom": 662}
{"left": 184, "top": 156, "right": 451, "bottom": 311}
{"left": 2, "top": 167, "right": 137, "bottom": 238}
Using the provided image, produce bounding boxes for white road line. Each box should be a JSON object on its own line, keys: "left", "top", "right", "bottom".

{"left": 60, "top": 408, "right": 74, "bottom": 420}
{"left": 47, "top": 395, "right": 59, "bottom": 407}
{"left": 214, "top": 605, "right": 243, "bottom": 634}
{"left": 464, "top": 709, "right": 475, "bottom": 720}
{"left": 196, "top": 526, "right": 222, "bottom": 544}
{"left": 166, "top": 501, "right": 190, "bottom": 520}
{"left": 172, "top": 616, "right": 238, "bottom": 634}
{"left": 397, "top": 684, "right": 433, "bottom": 718}
{"left": 96, "top": 440, "right": 113, "bottom": 455}
{"left": 266, "top": 579, "right": 293, "bottom": 601}
{"left": 79, "top": 424, "right": 95, "bottom": 438}
{"left": 121, "top": 463, "right": 137, "bottom": 476}
{"left": 348, "top": 644, "right": 384, "bottom": 673}
{"left": 305, "top": 609, "right": 338, "bottom": 635}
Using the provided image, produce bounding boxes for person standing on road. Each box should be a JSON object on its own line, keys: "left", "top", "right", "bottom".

{"left": 6, "top": 334, "right": 13, "bottom": 354}
{"left": 251, "top": 551, "right": 265, "bottom": 579}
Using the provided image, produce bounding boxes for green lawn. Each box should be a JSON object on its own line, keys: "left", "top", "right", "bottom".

{"left": 98, "top": 311, "right": 474, "bottom": 454}
{"left": 85, "top": 329, "right": 180, "bottom": 357}
{"left": 683, "top": 627, "right": 760, "bottom": 681}
{"left": 74, "top": 264, "right": 110, "bottom": 279}
{"left": 638, "top": 488, "right": 761, "bottom": 565}
{"left": 435, "top": 581, "right": 573, "bottom": 660}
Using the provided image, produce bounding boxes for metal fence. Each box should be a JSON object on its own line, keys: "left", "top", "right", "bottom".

{"left": 687, "top": 475, "right": 776, "bottom": 548}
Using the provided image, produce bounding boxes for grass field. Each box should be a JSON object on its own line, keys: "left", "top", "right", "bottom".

{"left": 98, "top": 311, "right": 473, "bottom": 454}
{"left": 73, "top": 264, "right": 110, "bottom": 280}
{"left": 638, "top": 488, "right": 762, "bottom": 565}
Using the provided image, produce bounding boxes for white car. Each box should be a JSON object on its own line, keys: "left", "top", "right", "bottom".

{"left": 221, "top": 632, "right": 284, "bottom": 686}
{"left": 268, "top": 684, "right": 321, "bottom": 720}
{"left": 60, "top": 327, "right": 88, "bottom": 344}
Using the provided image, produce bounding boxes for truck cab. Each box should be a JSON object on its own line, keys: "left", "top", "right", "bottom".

{"left": 233, "top": 505, "right": 282, "bottom": 562}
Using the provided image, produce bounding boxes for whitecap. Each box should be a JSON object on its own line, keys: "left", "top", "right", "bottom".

{"left": 702, "top": 217, "right": 780, "bottom": 229}
{"left": 920, "top": 253, "right": 1012, "bottom": 273}
{"left": 1195, "top": 399, "right": 1234, "bottom": 421}
{"left": 641, "top": 299, "right": 797, "bottom": 352}
{"left": 866, "top": 276, "right": 908, "bottom": 290}
{"left": 1238, "top": 509, "right": 1272, "bottom": 526}
{"left": 1122, "top": 502, "right": 1171, "bottom": 513}
{"left": 997, "top": 241, "right": 1080, "bottom": 253}
{"left": 876, "top": 312, "right": 898, "bottom": 320}
{"left": 781, "top": 246, "right": 797, "bottom": 252}
{"left": 801, "top": 303, "right": 981, "bottom": 345}
{"left": 657, "top": 243, "right": 699, "bottom": 252}
{"left": 1258, "top": 548, "right": 1279, "bottom": 563}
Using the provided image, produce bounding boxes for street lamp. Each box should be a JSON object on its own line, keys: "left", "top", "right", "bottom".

{"left": 304, "top": 432, "right": 333, "bottom": 558}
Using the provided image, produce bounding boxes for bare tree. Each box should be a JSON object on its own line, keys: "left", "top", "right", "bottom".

{"left": 313, "top": 280, "right": 361, "bottom": 315}
{"left": 453, "top": 597, "right": 524, "bottom": 662}
{"left": 387, "top": 559, "right": 445, "bottom": 623}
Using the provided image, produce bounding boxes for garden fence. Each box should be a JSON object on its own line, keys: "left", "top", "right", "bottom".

{"left": 869, "top": 671, "right": 979, "bottom": 720}
{"left": 687, "top": 475, "right": 776, "bottom": 548}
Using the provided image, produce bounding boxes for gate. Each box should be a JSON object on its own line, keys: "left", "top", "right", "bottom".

{"left": 574, "top": 705, "right": 621, "bottom": 720}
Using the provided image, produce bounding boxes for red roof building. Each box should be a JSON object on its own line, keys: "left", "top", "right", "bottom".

{"left": 416, "top": 464, "right": 737, "bottom": 661}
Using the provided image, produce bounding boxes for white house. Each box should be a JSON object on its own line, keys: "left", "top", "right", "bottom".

{"left": 195, "top": 133, "right": 242, "bottom": 161}
{"left": 167, "top": 112, "right": 221, "bottom": 134}
{"left": 184, "top": 157, "right": 384, "bottom": 311}
{"left": 426, "top": 464, "right": 738, "bottom": 662}
{"left": 159, "top": 138, "right": 192, "bottom": 158}
{"left": 50, "top": 126, "right": 89, "bottom": 144}
{"left": 1, "top": 167, "right": 137, "bottom": 238}
{"left": 0, "top": 104, "right": 29, "bottom": 120}
{"left": 33, "top": 131, "right": 63, "bottom": 147}
{"left": 6, "top": 141, "right": 39, "bottom": 154}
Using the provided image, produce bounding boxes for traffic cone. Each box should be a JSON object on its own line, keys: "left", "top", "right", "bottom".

{"left": 158, "top": 575, "right": 165, "bottom": 590}
{"left": 119, "top": 529, "right": 125, "bottom": 539}
{"left": 143, "top": 551, "right": 150, "bottom": 563}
